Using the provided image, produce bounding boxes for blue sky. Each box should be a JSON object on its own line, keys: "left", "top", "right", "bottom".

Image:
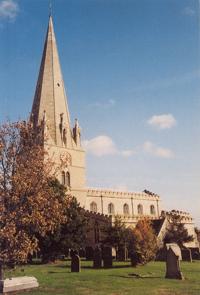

{"left": 0, "top": 0, "right": 200, "bottom": 225}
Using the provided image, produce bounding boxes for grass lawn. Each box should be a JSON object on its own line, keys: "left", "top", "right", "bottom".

{"left": 6, "top": 260, "right": 200, "bottom": 295}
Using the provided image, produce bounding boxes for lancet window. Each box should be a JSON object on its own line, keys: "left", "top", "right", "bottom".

{"left": 90, "top": 202, "right": 97, "bottom": 213}
{"left": 123, "top": 203, "right": 129, "bottom": 215}
{"left": 61, "top": 171, "right": 65, "bottom": 185}
{"left": 66, "top": 171, "right": 70, "bottom": 187}
{"left": 108, "top": 203, "right": 115, "bottom": 215}
{"left": 137, "top": 204, "right": 143, "bottom": 215}
{"left": 150, "top": 205, "right": 156, "bottom": 215}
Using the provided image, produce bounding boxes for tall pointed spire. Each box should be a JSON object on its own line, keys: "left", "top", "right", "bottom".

{"left": 31, "top": 16, "right": 72, "bottom": 147}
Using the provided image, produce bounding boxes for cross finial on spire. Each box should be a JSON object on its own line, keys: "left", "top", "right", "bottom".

{"left": 49, "top": 0, "right": 52, "bottom": 17}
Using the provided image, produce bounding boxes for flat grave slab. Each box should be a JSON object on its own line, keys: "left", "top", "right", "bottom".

{"left": 0, "top": 276, "right": 39, "bottom": 294}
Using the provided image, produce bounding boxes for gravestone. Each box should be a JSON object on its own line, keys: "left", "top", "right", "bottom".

{"left": 102, "top": 246, "right": 112, "bottom": 268}
{"left": 112, "top": 247, "right": 116, "bottom": 260}
{"left": 165, "top": 244, "right": 184, "bottom": 280}
{"left": 166, "top": 243, "right": 182, "bottom": 260}
{"left": 0, "top": 276, "right": 39, "bottom": 294}
{"left": 181, "top": 248, "right": 192, "bottom": 262}
{"left": 93, "top": 246, "right": 102, "bottom": 269}
{"left": 130, "top": 252, "right": 138, "bottom": 267}
{"left": 85, "top": 246, "right": 94, "bottom": 260}
{"left": 71, "top": 251, "right": 81, "bottom": 273}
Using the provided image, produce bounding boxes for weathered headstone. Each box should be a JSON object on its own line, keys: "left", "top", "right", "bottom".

{"left": 85, "top": 246, "right": 94, "bottom": 260}
{"left": 112, "top": 247, "right": 116, "bottom": 260}
{"left": 181, "top": 248, "right": 192, "bottom": 262}
{"left": 166, "top": 243, "right": 182, "bottom": 260}
{"left": 93, "top": 246, "right": 102, "bottom": 269}
{"left": 130, "top": 252, "right": 138, "bottom": 267}
{"left": 71, "top": 251, "right": 81, "bottom": 273}
{"left": 102, "top": 246, "right": 112, "bottom": 268}
{"left": 165, "top": 244, "right": 184, "bottom": 280}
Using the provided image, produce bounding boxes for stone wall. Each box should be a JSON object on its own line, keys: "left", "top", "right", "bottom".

{"left": 86, "top": 189, "right": 161, "bottom": 223}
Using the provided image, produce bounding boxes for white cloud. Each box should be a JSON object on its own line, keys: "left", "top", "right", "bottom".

{"left": 143, "top": 141, "right": 174, "bottom": 159}
{"left": 0, "top": 0, "right": 19, "bottom": 21}
{"left": 147, "top": 114, "right": 176, "bottom": 130}
{"left": 82, "top": 135, "right": 136, "bottom": 157}
{"left": 82, "top": 135, "right": 117, "bottom": 156}
{"left": 182, "top": 7, "right": 195, "bottom": 16}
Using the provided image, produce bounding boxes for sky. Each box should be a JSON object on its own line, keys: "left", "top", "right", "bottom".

{"left": 0, "top": 0, "right": 200, "bottom": 225}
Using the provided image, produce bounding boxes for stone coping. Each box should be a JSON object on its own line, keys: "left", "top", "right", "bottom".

{"left": 87, "top": 188, "right": 160, "bottom": 200}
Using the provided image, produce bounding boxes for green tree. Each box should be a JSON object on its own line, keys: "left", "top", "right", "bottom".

{"left": 102, "top": 216, "right": 132, "bottom": 258}
{"left": 164, "top": 214, "right": 194, "bottom": 248}
{"left": 38, "top": 180, "right": 89, "bottom": 262}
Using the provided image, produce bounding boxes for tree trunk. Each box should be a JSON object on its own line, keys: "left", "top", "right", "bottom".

{"left": 0, "top": 264, "right": 4, "bottom": 280}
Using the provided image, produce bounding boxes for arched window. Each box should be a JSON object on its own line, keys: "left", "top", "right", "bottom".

{"left": 123, "top": 203, "right": 129, "bottom": 215}
{"left": 90, "top": 202, "right": 97, "bottom": 213}
{"left": 150, "top": 205, "right": 156, "bottom": 215}
{"left": 66, "top": 171, "right": 70, "bottom": 187}
{"left": 108, "top": 203, "right": 114, "bottom": 215}
{"left": 137, "top": 204, "right": 143, "bottom": 215}
{"left": 61, "top": 171, "right": 65, "bottom": 185}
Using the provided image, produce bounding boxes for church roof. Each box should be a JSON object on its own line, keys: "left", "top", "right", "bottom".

{"left": 151, "top": 218, "right": 165, "bottom": 235}
{"left": 31, "top": 16, "right": 72, "bottom": 147}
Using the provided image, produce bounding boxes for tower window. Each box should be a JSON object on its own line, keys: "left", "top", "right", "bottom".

{"left": 61, "top": 171, "right": 65, "bottom": 185}
{"left": 150, "top": 205, "right": 156, "bottom": 215}
{"left": 108, "top": 203, "right": 114, "bottom": 215}
{"left": 123, "top": 203, "right": 129, "bottom": 215}
{"left": 57, "top": 83, "right": 60, "bottom": 87}
{"left": 90, "top": 202, "right": 97, "bottom": 213}
{"left": 137, "top": 204, "right": 143, "bottom": 215}
{"left": 63, "top": 128, "right": 66, "bottom": 145}
{"left": 66, "top": 171, "right": 70, "bottom": 187}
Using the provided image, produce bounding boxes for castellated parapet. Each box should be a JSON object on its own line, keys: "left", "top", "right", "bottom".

{"left": 86, "top": 188, "right": 161, "bottom": 221}
{"left": 161, "top": 210, "right": 193, "bottom": 222}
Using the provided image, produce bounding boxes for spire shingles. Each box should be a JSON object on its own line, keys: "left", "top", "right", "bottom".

{"left": 31, "top": 16, "right": 72, "bottom": 147}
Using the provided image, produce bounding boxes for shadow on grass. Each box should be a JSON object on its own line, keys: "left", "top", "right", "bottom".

{"left": 108, "top": 273, "right": 163, "bottom": 279}
{"left": 56, "top": 264, "right": 132, "bottom": 270}
{"left": 48, "top": 271, "right": 71, "bottom": 274}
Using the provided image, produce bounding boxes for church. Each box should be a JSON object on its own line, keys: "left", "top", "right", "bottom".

{"left": 31, "top": 16, "right": 161, "bottom": 224}
{"left": 30, "top": 15, "right": 198, "bottom": 249}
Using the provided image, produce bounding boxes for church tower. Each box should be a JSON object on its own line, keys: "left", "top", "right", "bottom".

{"left": 31, "top": 16, "right": 87, "bottom": 206}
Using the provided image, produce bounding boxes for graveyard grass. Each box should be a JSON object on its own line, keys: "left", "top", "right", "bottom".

{"left": 8, "top": 260, "right": 200, "bottom": 295}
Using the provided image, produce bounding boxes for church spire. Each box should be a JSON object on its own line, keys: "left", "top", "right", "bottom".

{"left": 49, "top": 1, "right": 52, "bottom": 17}
{"left": 31, "top": 16, "right": 73, "bottom": 147}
